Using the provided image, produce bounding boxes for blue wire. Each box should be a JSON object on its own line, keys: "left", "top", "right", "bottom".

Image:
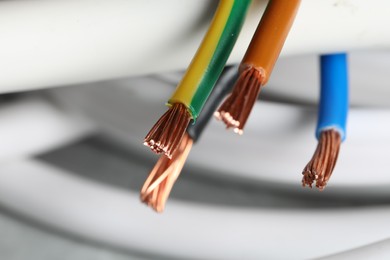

{"left": 316, "top": 53, "right": 349, "bottom": 142}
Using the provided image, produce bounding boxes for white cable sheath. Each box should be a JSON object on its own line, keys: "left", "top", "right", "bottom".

{"left": 0, "top": 159, "right": 389, "bottom": 259}
{"left": 317, "top": 238, "right": 390, "bottom": 260}
{"left": 0, "top": 0, "right": 390, "bottom": 92}
{"left": 0, "top": 97, "right": 94, "bottom": 160}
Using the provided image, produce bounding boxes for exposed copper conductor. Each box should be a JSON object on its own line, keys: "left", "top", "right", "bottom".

{"left": 302, "top": 129, "right": 341, "bottom": 190}
{"left": 141, "top": 133, "right": 193, "bottom": 213}
{"left": 214, "top": 66, "right": 264, "bottom": 134}
{"left": 144, "top": 103, "right": 191, "bottom": 158}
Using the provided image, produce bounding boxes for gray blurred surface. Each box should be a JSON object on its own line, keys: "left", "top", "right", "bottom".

{"left": 3, "top": 133, "right": 390, "bottom": 260}
{"left": 0, "top": 210, "right": 143, "bottom": 260}
{"left": 38, "top": 134, "right": 390, "bottom": 209}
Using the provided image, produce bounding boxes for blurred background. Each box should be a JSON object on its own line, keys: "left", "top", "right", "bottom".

{"left": 1, "top": 0, "right": 390, "bottom": 259}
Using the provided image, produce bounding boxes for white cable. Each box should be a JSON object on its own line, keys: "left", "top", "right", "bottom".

{"left": 317, "top": 238, "right": 390, "bottom": 260}
{"left": 0, "top": 159, "right": 389, "bottom": 259}
{"left": 0, "top": 97, "right": 94, "bottom": 160}
{"left": 269, "top": 52, "right": 390, "bottom": 107}
{"left": 1, "top": 0, "right": 390, "bottom": 92}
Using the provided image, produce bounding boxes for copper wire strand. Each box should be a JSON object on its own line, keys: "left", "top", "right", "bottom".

{"left": 302, "top": 129, "right": 342, "bottom": 190}
{"left": 144, "top": 103, "right": 191, "bottom": 158}
{"left": 141, "top": 133, "right": 193, "bottom": 212}
{"left": 214, "top": 67, "right": 264, "bottom": 134}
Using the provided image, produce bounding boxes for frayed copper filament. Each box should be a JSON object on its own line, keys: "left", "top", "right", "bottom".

{"left": 144, "top": 103, "right": 191, "bottom": 158}
{"left": 302, "top": 129, "right": 341, "bottom": 190}
{"left": 141, "top": 133, "right": 193, "bottom": 213}
{"left": 214, "top": 66, "right": 264, "bottom": 135}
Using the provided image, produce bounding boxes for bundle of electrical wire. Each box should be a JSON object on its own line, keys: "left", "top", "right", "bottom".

{"left": 144, "top": 0, "right": 252, "bottom": 159}
{"left": 142, "top": 0, "right": 348, "bottom": 212}
{"left": 302, "top": 53, "right": 349, "bottom": 190}
{"left": 215, "top": 0, "right": 301, "bottom": 134}
{"left": 141, "top": 66, "right": 237, "bottom": 212}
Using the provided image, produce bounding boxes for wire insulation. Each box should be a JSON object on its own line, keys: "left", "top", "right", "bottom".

{"left": 187, "top": 66, "right": 238, "bottom": 142}
{"left": 241, "top": 0, "right": 301, "bottom": 84}
{"left": 317, "top": 53, "right": 349, "bottom": 141}
{"left": 144, "top": 0, "right": 251, "bottom": 156}
{"left": 168, "top": 0, "right": 252, "bottom": 120}
{"left": 216, "top": 0, "right": 301, "bottom": 134}
{"left": 302, "top": 53, "right": 349, "bottom": 190}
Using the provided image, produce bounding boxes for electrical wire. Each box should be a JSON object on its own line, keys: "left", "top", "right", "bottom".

{"left": 187, "top": 66, "right": 238, "bottom": 142}
{"left": 302, "top": 53, "right": 348, "bottom": 190}
{"left": 141, "top": 66, "right": 238, "bottom": 212}
{"left": 144, "top": 0, "right": 251, "bottom": 158}
{"left": 215, "top": 0, "right": 301, "bottom": 134}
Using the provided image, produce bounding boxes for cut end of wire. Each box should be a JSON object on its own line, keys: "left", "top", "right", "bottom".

{"left": 140, "top": 133, "right": 193, "bottom": 213}
{"left": 215, "top": 66, "right": 264, "bottom": 135}
{"left": 302, "top": 129, "right": 342, "bottom": 191}
{"left": 144, "top": 103, "right": 191, "bottom": 158}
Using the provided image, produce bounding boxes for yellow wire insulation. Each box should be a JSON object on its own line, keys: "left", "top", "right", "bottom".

{"left": 168, "top": 0, "right": 234, "bottom": 113}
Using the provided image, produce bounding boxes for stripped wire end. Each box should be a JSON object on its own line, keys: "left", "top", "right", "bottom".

{"left": 214, "top": 66, "right": 265, "bottom": 135}
{"left": 302, "top": 129, "right": 342, "bottom": 190}
{"left": 144, "top": 103, "right": 191, "bottom": 158}
{"left": 141, "top": 133, "right": 193, "bottom": 213}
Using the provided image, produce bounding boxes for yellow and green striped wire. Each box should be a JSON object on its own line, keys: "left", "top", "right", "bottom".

{"left": 168, "top": 0, "right": 252, "bottom": 121}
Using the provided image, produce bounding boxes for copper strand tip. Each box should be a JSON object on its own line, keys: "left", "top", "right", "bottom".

{"left": 144, "top": 103, "right": 191, "bottom": 158}
{"left": 214, "top": 67, "right": 264, "bottom": 135}
{"left": 141, "top": 133, "right": 193, "bottom": 212}
{"left": 302, "top": 129, "right": 341, "bottom": 190}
